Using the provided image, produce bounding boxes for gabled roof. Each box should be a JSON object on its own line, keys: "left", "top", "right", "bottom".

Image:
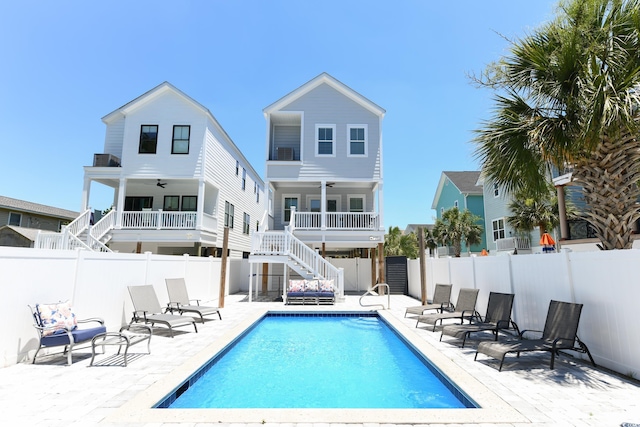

{"left": 100, "top": 82, "right": 264, "bottom": 185}
{"left": 0, "top": 195, "right": 78, "bottom": 220}
{"left": 101, "top": 81, "right": 211, "bottom": 124}
{"left": 431, "top": 171, "right": 482, "bottom": 209}
{"left": 263, "top": 72, "right": 385, "bottom": 117}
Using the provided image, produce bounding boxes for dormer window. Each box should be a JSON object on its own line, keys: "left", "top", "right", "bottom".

{"left": 316, "top": 125, "right": 335, "bottom": 156}
{"left": 139, "top": 125, "right": 158, "bottom": 154}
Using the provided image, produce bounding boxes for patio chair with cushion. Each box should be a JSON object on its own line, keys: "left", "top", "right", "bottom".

{"left": 165, "top": 278, "right": 222, "bottom": 323}
{"left": 474, "top": 299, "right": 597, "bottom": 371}
{"left": 440, "top": 291, "right": 519, "bottom": 347}
{"left": 29, "top": 301, "right": 106, "bottom": 365}
{"left": 415, "top": 288, "right": 480, "bottom": 331}
{"left": 404, "top": 283, "right": 453, "bottom": 317}
{"left": 128, "top": 285, "right": 198, "bottom": 337}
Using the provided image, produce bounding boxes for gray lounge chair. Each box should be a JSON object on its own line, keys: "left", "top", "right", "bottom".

{"left": 404, "top": 283, "right": 453, "bottom": 317}
{"left": 128, "top": 285, "right": 198, "bottom": 337}
{"left": 440, "top": 292, "right": 519, "bottom": 347}
{"left": 474, "top": 300, "right": 596, "bottom": 371}
{"left": 165, "top": 278, "right": 222, "bottom": 323}
{"left": 415, "top": 288, "right": 479, "bottom": 331}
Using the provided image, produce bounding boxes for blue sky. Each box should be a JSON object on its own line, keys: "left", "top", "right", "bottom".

{"left": 0, "top": 0, "right": 558, "bottom": 228}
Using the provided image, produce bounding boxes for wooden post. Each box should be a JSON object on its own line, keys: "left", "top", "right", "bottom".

{"left": 262, "top": 263, "right": 269, "bottom": 295}
{"left": 322, "top": 242, "right": 326, "bottom": 258}
{"left": 219, "top": 227, "right": 229, "bottom": 308}
{"left": 418, "top": 227, "right": 427, "bottom": 305}
{"left": 377, "top": 242, "right": 385, "bottom": 295}
{"left": 136, "top": 242, "right": 142, "bottom": 254}
{"left": 370, "top": 247, "right": 377, "bottom": 289}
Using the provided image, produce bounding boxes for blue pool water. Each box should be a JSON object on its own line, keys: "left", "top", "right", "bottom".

{"left": 161, "top": 313, "right": 472, "bottom": 409}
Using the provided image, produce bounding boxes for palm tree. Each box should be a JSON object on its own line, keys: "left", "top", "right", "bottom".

{"left": 473, "top": 0, "right": 640, "bottom": 250}
{"left": 432, "top": 207, "right": 484, "bottom": 257}
{"left": 384, "top": 226, "right": 419, "bottom": 258}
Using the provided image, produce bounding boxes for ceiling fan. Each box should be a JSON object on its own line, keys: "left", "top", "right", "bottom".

{"left": 156, "top": 179, "right": 167, "bottom": 188}
{"left": 318, "top": 182, "right": 335, "bottom": 188}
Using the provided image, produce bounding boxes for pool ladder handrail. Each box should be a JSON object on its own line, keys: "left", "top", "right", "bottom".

{"left": 359, "top": 283, "right": 390, "bottom": 310}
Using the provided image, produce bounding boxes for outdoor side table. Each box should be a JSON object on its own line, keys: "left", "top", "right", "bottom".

{"left": 89, "top": 324, "right": 152, "bottom": 367}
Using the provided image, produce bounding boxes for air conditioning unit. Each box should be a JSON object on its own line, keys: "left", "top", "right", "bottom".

{"left": 93, "top": 153, "right": 121, "bottom": 167}
{"left": 277, "top": 147, "right": 293, "bottom": 161}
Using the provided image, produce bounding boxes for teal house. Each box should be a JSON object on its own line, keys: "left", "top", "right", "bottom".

{"left": 431, "top": 171, "right": 486, "bottom": 254}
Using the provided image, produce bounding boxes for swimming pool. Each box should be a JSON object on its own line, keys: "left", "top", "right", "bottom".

{"left": 108, "top": 307, "right": 526, "bottom": 424}
{"left": 160, "top": 313, "right": 472, "bottom": 409}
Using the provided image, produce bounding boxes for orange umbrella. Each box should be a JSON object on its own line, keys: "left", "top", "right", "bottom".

{"left": 480, "top": 249, "right": 488, "bottom": 256}
{"left": 540, "top": 233, "right": 555, "bottom": 246}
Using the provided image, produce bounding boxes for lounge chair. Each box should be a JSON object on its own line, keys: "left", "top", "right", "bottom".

{"left": 165, "top": 278, "right": 222, "bottom": 323}
{"left": 29, "top": 301, "right": 106, "bottom": 365}
{"left": 127, "top": 285, "right": 198, "bottom": 337}
{"left": 474, "top": 300, "right": 596, "bottom": 371}
{"left": 440, "top": 292, "right": 519, "bottom": 347}
{"left": 415, "top": 288, "right": 479, "bottom": 331}
{"left": 404, "top": 283, "right": 453, "bottom": 317}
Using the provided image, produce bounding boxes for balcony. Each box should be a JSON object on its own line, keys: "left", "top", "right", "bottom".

{"left": 117, "top": 211, "right": 217, "bottom": 231}
{"left": 291, "top": 211, "right": 380, "bottom": 231}
{"left": 93, "top": 153, "right": 121, "bottom": 167}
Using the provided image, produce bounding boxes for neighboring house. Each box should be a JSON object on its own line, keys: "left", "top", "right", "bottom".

{"left": 37, "top": 82, "right": 266, "bottom": 257}
{"left": 0, "top": 196, "right": 78, "bottom": 247}
{"left": 250, "top": 73, "right": 386, "bottom": 296}
{"left": 477, "top": 175, "right": 532, "bottom": 253}
{"left": 431, "top": 171, "right": 486, "bottom": 253}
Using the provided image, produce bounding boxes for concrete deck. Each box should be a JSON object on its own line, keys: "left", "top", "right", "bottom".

{"left": 2, "top": 293, "right": 639, "bottom": 426}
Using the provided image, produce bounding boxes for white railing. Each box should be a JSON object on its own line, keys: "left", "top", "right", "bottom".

{"left": 120, "top": 211, "right": 198, "bottom": 230}
{"left": 496, "top": 237, "right": 531, "bottom": 252}
{"left": 66, "top": 209, "right": 92, "bottom": 236}
{"left": 90, "top": 210, "right": 115, "bottom": 241}
{"left": 35, "top": 228, "right": 92, "bottom": 251}
{"left": 251, "top": 228, "right": 344, "bottom": 297}
{"left": 292, "top": 211, "right": 380, "bottom": 230}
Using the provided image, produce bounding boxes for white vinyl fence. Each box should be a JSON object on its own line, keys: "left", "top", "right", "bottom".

{"left": 0, "top": 247, "right": 254, "bottom": 368}
{"left": 407, "top": 250, "right": 640, "bottom": 377}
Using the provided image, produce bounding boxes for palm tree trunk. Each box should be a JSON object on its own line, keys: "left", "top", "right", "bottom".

{"left": 573, "top": 132, "right": 640, "bottom": 250}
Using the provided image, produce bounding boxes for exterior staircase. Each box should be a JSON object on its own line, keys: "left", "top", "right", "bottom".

{"left": 249, "top": 225, "right": 344, "bottom": 299}
{"left": 34, "top": 209, "right": 114, "bottom": 252}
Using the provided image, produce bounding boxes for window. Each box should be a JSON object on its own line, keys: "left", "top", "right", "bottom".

{"left": 454, "top": 200, "right": 459, "bottom": 208}
{"left": 316, "top": 125, "right": 335, "bottom": 156}
{"left": 284, "top": 197, "right": 298, "bottom": 222}
{"left": 349, "top": 197, "right": 364, "bottom": 212}
{"left": 348, "top": 125, "right": 367, "bottom": 156}
{"left": 493, "top": 182, "right": 500, "bottom": 197}
{"left": 8, "top": 212, "right": 21, "bottom": 226}
{"left": 243, "top": 212, "right": 250, "bottom": 235}
{"left": 225, "top": 201, "right": 234, "bottom": 228}
{"left": 163, "top": 196, "right": 180, "bottom": 211}
{"left": 124, "top": 196, "right": 153, "bottom": 211}
{"left": 139, "top": 125, "right": 158, "bottom": 154}
{"left": 308, "top": 197, "right": 339, "bottom": 212}
{"left": 172, "top": 125, "right": 190, "bottom": 154}
{"left": 492, "top": 218, "right": 505, "bottom": 241}
{"left": 253, "top": 182, "right": 257, "bottom": 194}
{"left": 235, "top": 160, "right": 239, "bottom": 175}
{"left": 242, "top": 168, "right": 246, "bottom": 190}
{"left": 256, "top": 186, "right": 260, "bottom": 203}
{"left": 181, "top": 196, "right": 197, "bottom": 211}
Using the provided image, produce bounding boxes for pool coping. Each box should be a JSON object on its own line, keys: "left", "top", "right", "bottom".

{"left": 106, "top": 309, "right": 528, "bottom": 424}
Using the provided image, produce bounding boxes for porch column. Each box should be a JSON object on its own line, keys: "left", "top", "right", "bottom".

{"left": 556, "top": 185, "right": 568, "bottom": 240}
{"left": 197, "top": 179, "right": 205, "bottom": 230}
{"left": 377, "top": 182, "right": 384, "bottom": 230}
{"left": 81, "top": 177, "right": 91, "bottom": 211}
{"left": 116, "top": 178, "right": 126, "bottom": 229}
{"left": 320, "top": 180, "right": 326, "bottom": 230}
